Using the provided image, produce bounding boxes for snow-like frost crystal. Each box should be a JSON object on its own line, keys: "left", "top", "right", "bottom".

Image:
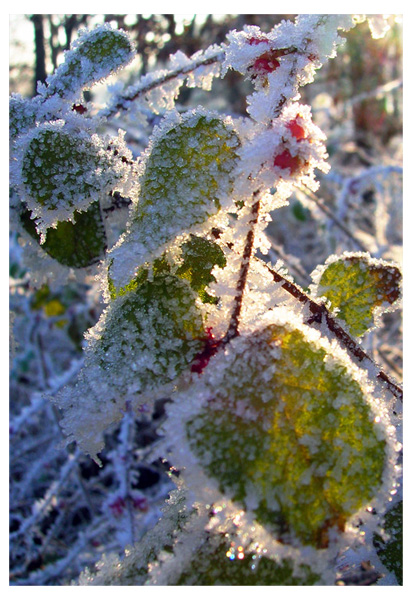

{"left": 223, "top": 15, "right": 356, "bottom": 124}
{"left": 9, "top": 94, "right": 39, "bottom": 141}
{"left": 58, "top": 271, "right": 205, "bottom": 460}
{"left": 108, "top": 108, "right": 241, "bottom": 289}
{"left": 39, "top": 23, "right": 135, "bottom": 100}
{"left": 310, "top": 252, "right": 402, "bottom": 338}
{"left": 163, "top": 310, "right": 398, "bottom": 552}
{"left": 19, "top": 201, "right": 107, "bottom": 268}
{"left": 146, "top": 508, "right": 320, "bottom": 586}
{"left": 14, "top": 121, "right": 132, "bottom": 238}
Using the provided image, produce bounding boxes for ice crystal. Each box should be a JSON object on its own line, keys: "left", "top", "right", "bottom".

{"left": 310, "top": 252, "right": 402, "bottom": 338}
{"left": 38, "top": 23, "right": 136, "bottom": 101}
{"left": 108, "top": 107, "right": 241, "bottom": 289}
{"left": 12, "top": 119, "right": 132, "bottom": 238}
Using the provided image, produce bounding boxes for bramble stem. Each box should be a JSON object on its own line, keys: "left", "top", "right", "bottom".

{"left": 105, "top": 50, "right": 225, "bottom": 118}
{"left": 262, "top": 260, "right": 403, "bottom": 401}
{"left": 223, "top": 192, "right": 261, "bottom": 343}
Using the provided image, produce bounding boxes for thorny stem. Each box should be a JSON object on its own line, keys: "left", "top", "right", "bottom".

{"left": 223, "top": 191, "right": 261, "bottom": 343}
{"left": 262, "top": 260, "right": 403, "bottom": 401}
{"left": 272, "top": 15, "right": 329, "bottom": 119}
{"left": 104, "top": 50, "right": 225, "bottom": 118}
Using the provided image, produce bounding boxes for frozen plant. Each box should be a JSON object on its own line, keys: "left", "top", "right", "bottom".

{"left": 10, "top": 15, "right": 402, "bottom": 585}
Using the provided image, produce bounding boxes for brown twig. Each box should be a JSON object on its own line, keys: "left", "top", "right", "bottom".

{"left": 105, "top": 50, "right": 225, "bottom": 118}
{"left": 223, "top": 192, "right": 261, "bottom": 343}
{"left": 262, "top": 261, "right": 403, "bottom": 401}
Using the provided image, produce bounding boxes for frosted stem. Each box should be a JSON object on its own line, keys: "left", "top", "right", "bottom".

{"left": 223, "top": 192, "right": 261, "bottom": 342}
{"left": 263, "top": 260, "right": 403, "bottom": 401}
{"left": 105, "top": 49, "right": 225, "bottom": 118}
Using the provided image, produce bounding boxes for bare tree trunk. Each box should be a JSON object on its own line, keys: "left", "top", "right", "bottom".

{"left": 30, "top": 14, "right": 47, "bottom": 96}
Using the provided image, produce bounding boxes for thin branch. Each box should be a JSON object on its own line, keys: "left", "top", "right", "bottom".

{"left": 223, "top": 192, "right": 261, "bottom": 343}
{"left": 262, "top": 260, "right": 403, "bottom": 401}
{"left": 298, "top": 187, "right": 368, "bottom": 252}
{"left": 104, "top": 49, "right": 225, "bottom": 118}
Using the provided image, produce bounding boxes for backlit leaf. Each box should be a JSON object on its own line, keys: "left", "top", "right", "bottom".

{"left": 186, "top": 322, "right": 389, "bottom": 548}
{"left": 312, "top": 252, "right": 402, "bottom": 338}
{"left": 108, "top": 109, "right": 240, "bottom": 288}
{"left": 42, "top": 24, "right": 135, "bottom": 99}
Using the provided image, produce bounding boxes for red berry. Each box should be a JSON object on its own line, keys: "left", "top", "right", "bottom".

{"left": 132, "top": 495, "right": 149, "bottom": 512}
{"left": 247, "top": 36, "right": 270, "bottom": 46}
{"left": 287, "top": 117, "right": 306, "bottom": 141}
{"left": 252, "top": 50, "right": 281, "bottom": 74}
{"left": 273, "top": 149, "right": 302, "bottom": 174}
{"left": 72, "top": 103, "right": 87, "bottom": 114}
{"left": 251, "top": 48, "right": 292, "bottom": 76}
{"left": 191, "top": 328, "right": 220, "bottom": 375}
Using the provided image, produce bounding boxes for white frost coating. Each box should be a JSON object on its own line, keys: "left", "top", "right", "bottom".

{"left": 38, "top": 23, "right": 136, "bottom": 101}
{"left": 234, "top": 103, "right": 330, "bottom": 201}
{"left": 158, "top": 306, "right": 400, "bottom": 578}
{"left": 367, "top": 15, "right": 392, "bottom": 39}
{"left": 100, "top": 45, "right": 224, "bottom": 120}
{"left": 11, "top": 117, "right": 133, "bottom": 239}
{"left": 108, "top": 107, "right": 241, "bottom": 290}
{"left": 223, "top": 15, "right": 357, "bottom": 124}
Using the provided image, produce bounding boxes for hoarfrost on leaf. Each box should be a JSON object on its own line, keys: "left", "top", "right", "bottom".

{"left": 108, "top": 107, "right": 241, "bottom": 289}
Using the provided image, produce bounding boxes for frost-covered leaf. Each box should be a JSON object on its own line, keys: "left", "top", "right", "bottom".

{"left": 41, "top": 24, "right": 135, "bottom": 99}
{"left": 17, "top": 123, "right": 129, "bottom": 236}
{"left": 185, "top": 321, "right": 391, "bottom": 548}
{"left": 171, "top": 532, "right": 319, "bottom": 586}
{"left": 98, "top": 273, "right": 205, "bottom": 388}
{"left": 58, "top": 272, "right": 206, "bottom": 459}
{"left": 176, "top": 235, "right": 226, "bottom": 304}
{"left": 20, "top": 201, "right": 107, "bottom": 268}
{"left": 9, "top": 94, "right": 38, "bottom": 141}
{"left": 311, "top": 252, "right": 402, "bottom": 338}
{"left": 108, "top": 109, "right": 240, "bottom": 289}
{"left": 373, "top": 500, "right": 402, "bottom": 585}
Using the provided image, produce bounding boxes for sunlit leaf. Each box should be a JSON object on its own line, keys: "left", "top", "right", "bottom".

{"left": 108, "top": 109, "right": 240, "bottom": 288}
{"left": 187, "top": 323, "right": 388, "bottom": 548}
{"left": 176, "top": 235, "right": 226, "bottom": 304}
{"left": 173, "top": 533, "right": 319, "bottom": 586}
{"left": 43, "top": 24, "right": 135, "bottom": 98}
{"left": 312, "top": 252, "right": 402, "bottom": 337}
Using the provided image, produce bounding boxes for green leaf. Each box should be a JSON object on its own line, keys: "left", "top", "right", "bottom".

{"left": 9, "top": 95, "right": 38, "bottom": 141}
{"left": 108, "top": 235, "right": 226, "bottom": 305}
{"left": 43, "top": 24, "right": 135, "bottom": 98}
{"left": 176, "top": 235, "right": 226, "bottom": 304}
{"left": 97, "top": 272, "right": 205, "bottom": 397}
{"left": 173, "top": 533, "right": 320, "bottom": 586}
{"left": 312, "top": 252, "right": 402, "bottom": 338}
{"left": 186, "top": 323, "right": 388, "bottom": 548}
{"left": 21, "top": 201, "right": 107, "bottom": 268}
{"left": 20, "top": 126, "right": 118, "bottom": 228}
{"left": 108, "top": 109, "right": 240, "bottom": 288}
{"left": 373, "top": 501, "right": 402, "bottom": 585}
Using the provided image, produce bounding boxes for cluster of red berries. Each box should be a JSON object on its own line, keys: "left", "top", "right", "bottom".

{"left": 273, "top": 116, "right": 308, "bottom": 175}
